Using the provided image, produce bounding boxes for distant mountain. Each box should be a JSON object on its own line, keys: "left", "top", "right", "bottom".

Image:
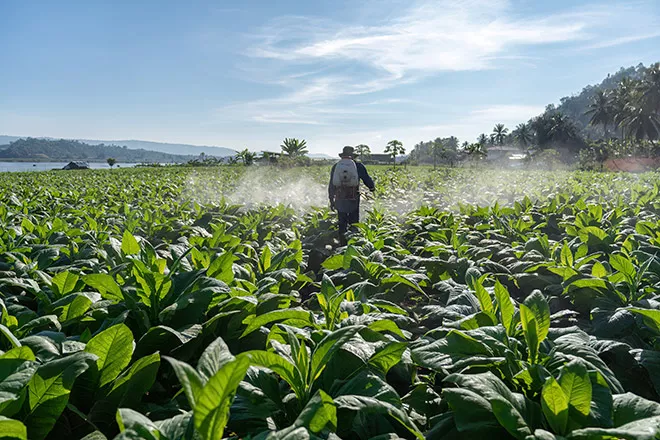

{"left": 0, "top": 135, "right": 236, "bottom": 157}
{"left": 0, "top": 138, "right": 195, "bottom": 163}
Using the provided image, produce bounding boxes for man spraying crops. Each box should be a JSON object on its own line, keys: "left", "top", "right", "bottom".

{"left": 329, "top": 146, "right": 375, "bottom": 238}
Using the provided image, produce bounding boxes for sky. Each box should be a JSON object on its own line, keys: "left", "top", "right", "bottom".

{"left": 1, "top": 0, "right": 660, "bottom": 155}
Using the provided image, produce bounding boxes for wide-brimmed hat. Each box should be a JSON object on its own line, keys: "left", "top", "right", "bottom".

{"left": 339, "top": 146, "right": 357, "bottom": 158}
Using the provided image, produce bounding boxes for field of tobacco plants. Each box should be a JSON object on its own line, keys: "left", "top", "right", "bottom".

{"left": 1, "top": 165, "right": 660, "bottom": 440}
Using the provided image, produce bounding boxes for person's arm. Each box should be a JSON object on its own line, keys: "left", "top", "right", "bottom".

{"left": 356, "top": 163, "right": 375, "bottom": 191}
{"left": 328, "top": 164, "right": 336, "bottom": 206}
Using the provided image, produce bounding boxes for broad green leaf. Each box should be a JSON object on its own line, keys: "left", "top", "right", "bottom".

{"left": 0, "top": 416, "right": 27, "bottom": 440}
{"left": 367, "top": 320, "right": 407, "bottom": 339}
{"left": 240, "top": 351, "right": 300, "bottom": 397}
{"left": 342, "top": 246, "right": 360, "bottom": 270}
{"left": 241, "top": 309, "right": 314, "bottom": 338}
{"left": 609, "top": 254, "right": 636, "bottom": 282}
{"left": 84, "top": 324, "right": 134, "bottom": 388}
{"left": 133, "top": 325, "right": 186, "bottom": 359}
{"left": 16, "top": 315, "right": 61, "bottom": 337}
{"left": 294, "top": 390, "right": 336, "bottom": 433}
{"left": 57, "top": 294, "right": 93, "bottom": 323}
{"left": 627, "top": 308, "right": 660, "bottom": 334}
{"left": 579, "top": 226, "right": 608, "bottom": 242}
{"left": 0, "top": 325, "right": 20, "bottom": 349}
{"left": 612, "top": 393, "right": 660, "bottom": 427}
{"left": 490, "top": 397, "right": 532, "bottom": 440}
{"left": 473, "top": 279, "right": 494, "bottom": 314}
{"left": 310, "top": 325, "right": 362, "bottom": 381}
{"left": 334, "top": 394, "right": 424, "bottom": 439}
{"left": 368, "top": 342, "right": 407, "bottom": 375}
{"left": 107, "top": 353, "right": 160, "bottom": 405}
{"left": 443, "top": 387, "right": 500, "bottom": 433}
{"left": 382, "top": 273, "right": 427, "bottom": 296}
{"left": 24, "top": 352, "right": 97, "bottom": 440}
{"left": 0, "top": 346, "right": 35, "bottom": 361}
{"left": 558, "top": 360, "right": 592, "bottom": 426}
{"left": 194, "top": 356, "right": 249, "bottom": 440}
{"left": 561, "top": 243, "right": 573, "bottom": 267}
{"left": 121, "top": 231, "right": 140, "bottom": 255}
{"left": 197, "top": 337, "right": 235, "bottom": 380}
{"left": 155, "top": 413, "right": 192, "bottom": 440}
{"left": 568, "top": 416, "right": 660, "bottom": 440}
{"left": 567, "top": 278, "right": 608, "bottom": 291}
{"left": 411, "top": 329, "right": 500, "bottom": 375}
{"left": 259, "top": 245, "right": 272, "bottom": 272}
{"left": 51, "top": 271, "right": 80, "bottom": 298}
{"left": 89, "top": 353, "right": 160, "bottom": 429}
{"left": 82, "top": 274, "right": 122, "bottom": 302}
{"left": 80, "top": 430, "right": 108, "bottom": 440}
{"left": 591, "top": 261, "right": 608, "bottom": 278}
{"left": 494, "top": 281, "right": 515, "bottom": 335}
{"left": 116, "top": 408, "right": 160, "bottom": 440}
{"left": 207, "top": 251, "right": 236, "bottom": 284}
{"left": 520, "top": 304, "right": 540, "bottom": 364}
{"left": 541, "top": 376, "right": 568, "bottom": 435}
{"left": 321, "top": 255, "right": 343, "bottom": 271}
{"left": 522, "top": 291, "right": 550, "bottom": 344}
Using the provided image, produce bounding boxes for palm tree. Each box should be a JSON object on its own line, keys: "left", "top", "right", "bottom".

{"left": 465, "top": 142, "right": 487, "bottom": 166}
{"left": 513, "top": 123, "right": 533, "bottom": 149}
{"left": 237, "top": 148, "right": 257, "bottom": 166}
{"left": 477, "top": 133, "right": 488, "bottom": 146}
{"left": 584, "top": 90, "right": 614, "bottom": 137}
{"left": 548, "top": 113, "right": 578, "bottom": 143}
{"left": 492, "top": 124, "right": 509, "bottom": 146}
{"left": 354, "top": 144, "right": 371, "bottom": 158}
{"left": 385, "top": 140, "right": 405, "bottom": 167}
{"left": 280, "top": 138, "right": 308, "bottom": 157}
{"left": 611, "top": 78, "right": 639, "bottom": 138}
{"left": 621, "top": 105, "right": 660, "bottom": 141}
{"left": 431, "top": 139, "right": 444, "bottom": 169}
{"left": 640, "top": 62, "right": 660, "bottom": 113}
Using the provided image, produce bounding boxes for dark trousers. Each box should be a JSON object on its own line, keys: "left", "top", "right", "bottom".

{"left": 338, "top": 209, "right": 359, "bottom": 235}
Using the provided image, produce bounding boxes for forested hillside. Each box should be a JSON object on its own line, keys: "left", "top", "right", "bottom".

{"left": 0, "top": 138, "right": 195, "bottom": 162}
{"left": 540, "top": 63, "right": 650, "bottom": 139}
{"left": 408, "top": 62, "right": 659, "bottom": 164}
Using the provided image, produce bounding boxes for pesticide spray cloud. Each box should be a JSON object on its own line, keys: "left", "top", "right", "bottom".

{"left": 183, "top": 167, "right": 328, "bottom": 211}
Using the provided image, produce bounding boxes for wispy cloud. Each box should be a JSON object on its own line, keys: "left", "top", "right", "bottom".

{"left": 225, "top": 1, "right": 657, "bottom": 126}
{"left": 248, "top": 0, "right": 594, "bottom": 95}
{"left": 578, "top": 31, "right": 660, "bottom": 50}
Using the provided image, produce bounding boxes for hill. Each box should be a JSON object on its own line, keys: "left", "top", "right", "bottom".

{"left": 0, "top": 138, "right": 195, "bottom": 163}
{"left": 540, "top": 63, "right": 650, "bottom": 139}
{"left": 0, "top": 136, "right": 236, "bottom": 157}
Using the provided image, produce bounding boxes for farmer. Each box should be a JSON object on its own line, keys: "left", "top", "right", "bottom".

{"left": 328, "top": 146, "right": 375, "bottom": 238}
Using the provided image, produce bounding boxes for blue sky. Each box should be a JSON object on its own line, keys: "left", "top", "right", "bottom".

{"left": 1, "top": 0, "right": 660, "bottom": 155}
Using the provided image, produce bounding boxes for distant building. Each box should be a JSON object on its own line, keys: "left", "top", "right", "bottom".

{"left": 256, "top": 151, "right": 282, "bottom": 164}
{"left": 362, "top": 154, "right": 392, "bottom": 165}
{"left": 62, "top": 161, "right": 89, "bottom": 170}
{"left": 487, "top": 146, "right": 521, "bottom": 161}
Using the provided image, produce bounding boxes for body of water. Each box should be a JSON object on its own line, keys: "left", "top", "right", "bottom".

{"left": 0, "top": 162, "right": 142, "bottom": 172}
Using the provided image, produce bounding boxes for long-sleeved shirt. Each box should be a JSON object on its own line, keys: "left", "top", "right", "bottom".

{"left": 328, "top": 161, "right": 375, "bottom": 212}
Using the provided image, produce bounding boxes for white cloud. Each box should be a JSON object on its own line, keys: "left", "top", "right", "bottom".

{"left": 250, "top": 0, "right": 592, "bottom": 89}
{"left": 578, "top": 31, "right": 660, "bottom": 50}
{"left": 224, "top": 0, "right": 658, "bottom": 127}
{"left": 200, "top": 0, "right": 660, "bottom": 153}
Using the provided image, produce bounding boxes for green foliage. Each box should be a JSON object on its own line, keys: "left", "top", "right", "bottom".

{"left": 0, "top": 165, "right": 658, "bottom": 439}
